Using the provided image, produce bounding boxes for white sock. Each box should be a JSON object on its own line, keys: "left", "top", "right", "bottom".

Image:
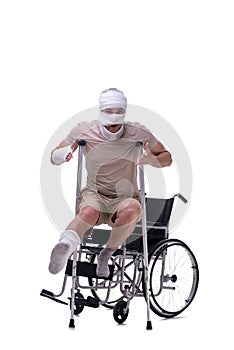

{"left": 96, "top": 247, "right": 115, "bottom": 278}
{"left": 48, "top": 230, "right": 80, "bottom": 274}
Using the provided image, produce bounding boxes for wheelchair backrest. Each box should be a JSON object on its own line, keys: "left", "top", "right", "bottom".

{"left": 145, "top": 197, "right": 175, "bottom": 226}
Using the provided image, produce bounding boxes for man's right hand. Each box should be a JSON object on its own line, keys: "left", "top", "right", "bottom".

{"left": 51, "top": 140, "right": 79, "bottom": 165}
{"left": 65, "top": 141, "right": 78, "bottom": 162}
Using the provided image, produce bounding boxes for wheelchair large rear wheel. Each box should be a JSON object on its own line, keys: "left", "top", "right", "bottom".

{"left": 144, "top": 239, "right": 199, "bottom": 318}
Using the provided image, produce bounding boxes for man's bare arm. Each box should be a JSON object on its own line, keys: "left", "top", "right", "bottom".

{"left": 137, "top": 141, "right": 172, "bottom": 168}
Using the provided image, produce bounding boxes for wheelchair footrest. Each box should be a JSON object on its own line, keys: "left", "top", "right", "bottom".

{"left": 86, "top": 296, "right": 99, "bottom": 308}
{"left": 65, "top": 260, "right": 115, "bottom": 280}
{"left": 69, "top": 295, "right": 100, "bottom": 308}
{"left": 40, "top": 289, "right": 68, "bottom": 305}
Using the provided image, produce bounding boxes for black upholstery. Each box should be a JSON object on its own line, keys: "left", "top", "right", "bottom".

{"left": 125, "top": 197, "right": 175, "bottom": 252}
{"left": 144, "top": 197, "right": 174, "bottom": 226}
{"left": 84, "top": 197, "right": 175, "bottom": 253}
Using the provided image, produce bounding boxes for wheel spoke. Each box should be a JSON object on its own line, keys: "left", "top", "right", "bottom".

{"left": 146, "top": 239, "right": 199, "bottom": 317}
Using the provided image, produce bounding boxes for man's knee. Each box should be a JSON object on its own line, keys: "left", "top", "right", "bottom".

{"left": 78, "top": 206, "right": 100, "bottom": 225}
{"left": 118, "top": 199, "right": 141, "bottom": 222}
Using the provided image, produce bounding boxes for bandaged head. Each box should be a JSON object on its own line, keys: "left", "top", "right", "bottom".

{"left": 99, "top": 88, "right": 127, "bottom": 126}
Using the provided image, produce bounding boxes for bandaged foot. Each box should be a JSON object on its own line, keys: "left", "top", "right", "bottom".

{"left": 49, "top": 230, "right": 80, "bottom": 274}
{"left": 96, "top": 247, "right": 115, "bottom": 278}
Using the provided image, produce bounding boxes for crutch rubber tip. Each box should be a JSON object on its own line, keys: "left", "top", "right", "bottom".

{"left": 69, "top": 319, "right": 75, "bottom": 328}
{"left": 146, "top": 321, "right": 153, "bottom": 330}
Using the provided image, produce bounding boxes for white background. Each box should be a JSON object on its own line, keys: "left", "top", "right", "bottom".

{"left": 0, "top": 1, "right": 233, "bottom": 349}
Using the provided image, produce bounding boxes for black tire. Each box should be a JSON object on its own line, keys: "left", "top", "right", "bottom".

{"left": 143, "top": 239, "right": 199, "bottom": 318}
{"left": 113, "top": 300, "right": 129, "bottom": 324}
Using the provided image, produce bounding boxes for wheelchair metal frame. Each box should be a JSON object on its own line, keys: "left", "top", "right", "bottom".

{"left": 41, "top": 140, "right": 199, "bottom": 330}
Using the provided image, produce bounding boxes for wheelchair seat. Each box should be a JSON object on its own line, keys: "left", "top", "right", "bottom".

{"left": 84, "top": 197, "right": 175, "bottom": 254}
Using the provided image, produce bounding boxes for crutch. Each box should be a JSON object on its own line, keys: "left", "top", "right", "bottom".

{"left": 137, "top": 142, "right": 153, "bottom": 330}
{"left": 69, "top": 139, "right": 86, "bottom": 328}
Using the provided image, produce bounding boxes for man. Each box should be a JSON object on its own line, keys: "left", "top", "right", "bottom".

{"left": 49, "top": 88, "right": 172, "bottom": 277}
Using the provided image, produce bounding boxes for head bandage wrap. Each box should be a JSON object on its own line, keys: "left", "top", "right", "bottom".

{"left": 99, "top": 88, "right": 127, "bottom": 126}
{"left": 99, "top": 88, "right": 127, "bottom": 111}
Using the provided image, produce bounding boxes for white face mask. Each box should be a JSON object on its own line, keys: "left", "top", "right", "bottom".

{"left": 99, "top": 111, "right": 125, "bottom": 126}
{"left": 100, "top": 124, "right": 124, "bottom": 140}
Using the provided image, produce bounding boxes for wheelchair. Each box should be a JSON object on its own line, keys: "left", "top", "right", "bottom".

{"left": 41, "top": 141, "right": 199, "bottom": 330}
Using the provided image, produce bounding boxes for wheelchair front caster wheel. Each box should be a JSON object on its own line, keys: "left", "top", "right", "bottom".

{"left": 113, "top": 300, "right": 129, "bottom": 324}
{"left": 69, "top": 292, "right": 85, "bottom": 315}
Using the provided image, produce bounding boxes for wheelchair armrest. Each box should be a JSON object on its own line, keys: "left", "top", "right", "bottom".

{"left": 147, "top": 221, "right": 164, "bottom": 227}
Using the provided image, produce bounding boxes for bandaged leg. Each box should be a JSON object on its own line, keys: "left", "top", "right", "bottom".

{"left": 49, "top": 230, "right": 80, "bottom": 274}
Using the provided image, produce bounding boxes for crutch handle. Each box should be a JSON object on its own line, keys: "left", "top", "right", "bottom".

{"left": 136, "top": 141, "right": 143, "bottom": 147}
{"left": 77, "top": 140, "right": 86, "bottom": 146}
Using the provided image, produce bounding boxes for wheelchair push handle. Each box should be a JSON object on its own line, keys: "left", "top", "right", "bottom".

{"left": 174, "top": 193, "right": 188, "bottom": 204}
